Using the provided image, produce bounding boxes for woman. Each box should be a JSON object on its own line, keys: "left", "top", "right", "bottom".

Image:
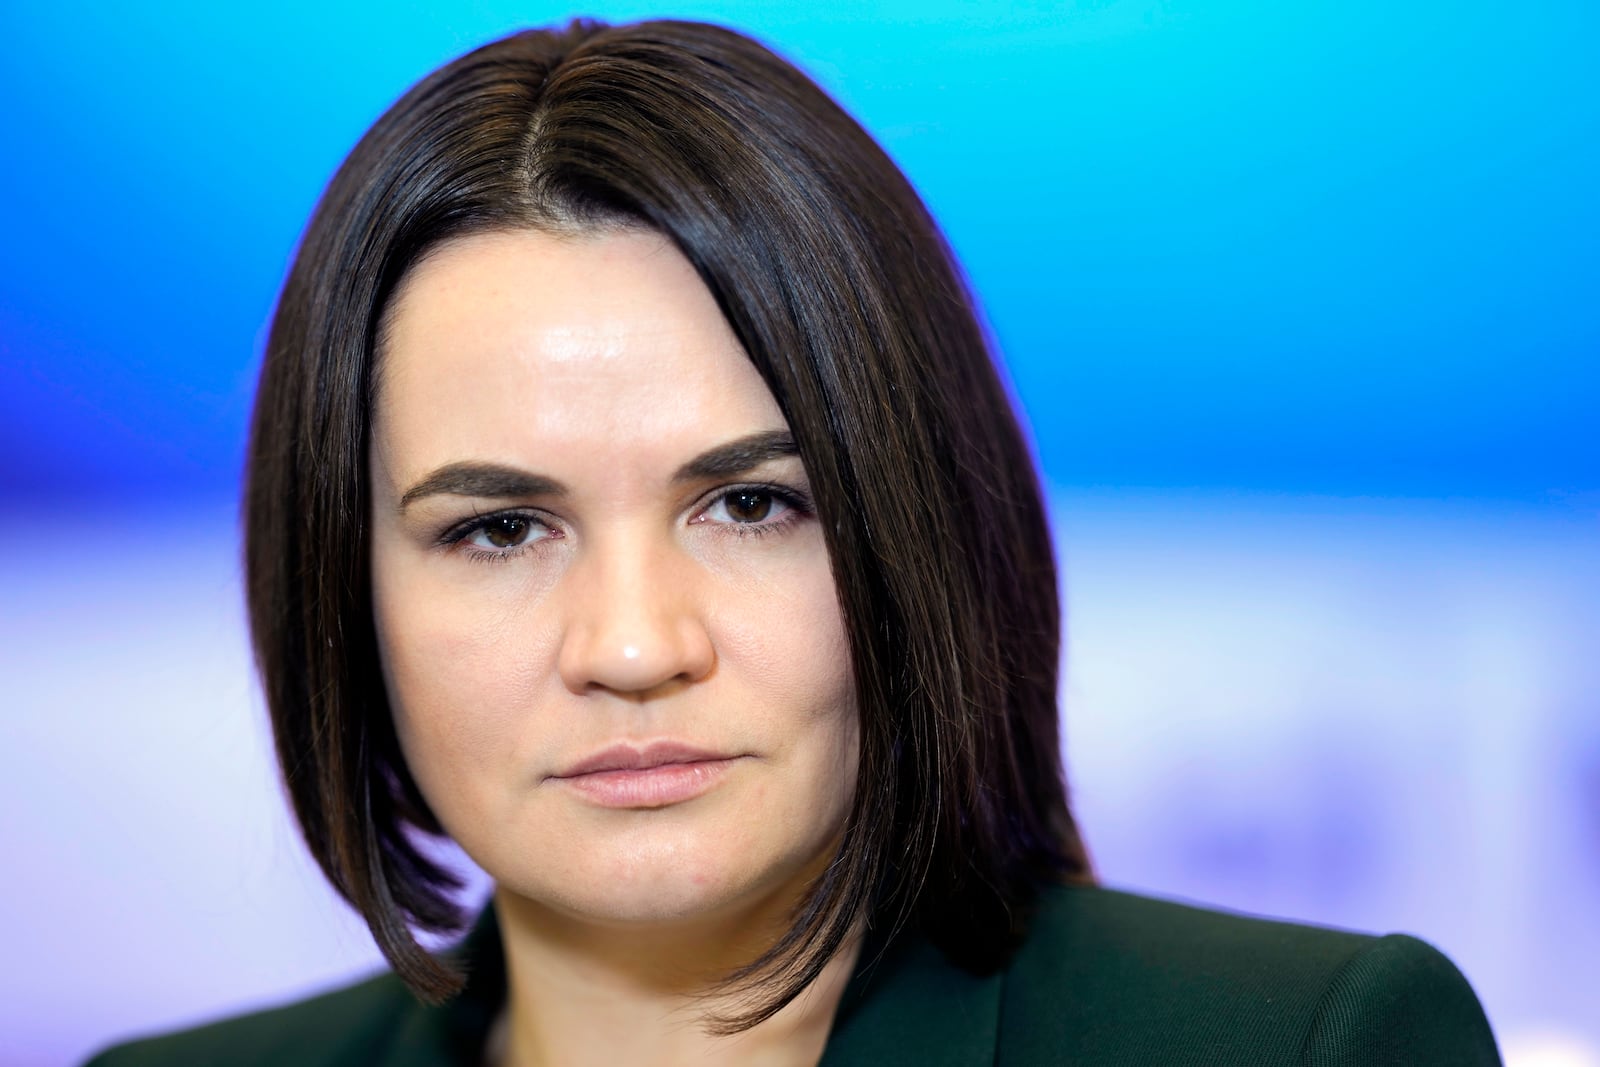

{"left": 89, "top": 18, "right": 1500, "bottom": 1066}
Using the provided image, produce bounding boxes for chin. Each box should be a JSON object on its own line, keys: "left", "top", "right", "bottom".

{"left": 489, "top": 824, "right": 832, "bottom": 932}
{"left": 579, "top": 881, "right": 752, "bottom": 926}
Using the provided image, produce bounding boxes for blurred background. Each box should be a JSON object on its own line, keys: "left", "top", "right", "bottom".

{"left": 2, "top": 1, "right": 1595, "bottom": 1064}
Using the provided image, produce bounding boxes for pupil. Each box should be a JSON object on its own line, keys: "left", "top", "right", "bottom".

{"left": 485, "top": 517, "right": 526, "bottom": 548}
{"left": 728, "top": 491, "right": 771, "bottom": 522}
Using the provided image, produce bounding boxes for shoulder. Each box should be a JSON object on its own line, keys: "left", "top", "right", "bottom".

{"left": 81, "top": 970, "right": 422, "bottom": 1067}
{"left": 1002, "top": 884, "right": 1500, "bottom": 1065}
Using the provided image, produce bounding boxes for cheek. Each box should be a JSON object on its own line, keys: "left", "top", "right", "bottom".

{"left": 719, "top": 550, "right": 855, "bottom": 720}
{"left": 373, "top": 567, "right": 559, "bottom": 793}
{"left": 716, "top": 548, "right": 861, "bottom": 817}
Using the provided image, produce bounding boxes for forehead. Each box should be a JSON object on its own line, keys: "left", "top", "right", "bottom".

{"left": 372, "top": 228, "right": 785, "bottom": 475}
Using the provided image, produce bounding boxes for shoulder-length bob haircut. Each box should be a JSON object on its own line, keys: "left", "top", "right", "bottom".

{"left": 246, "top": 17, "right": 1091, "bottom": 1030}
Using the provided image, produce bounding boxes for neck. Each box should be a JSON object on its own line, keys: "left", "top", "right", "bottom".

{"left": 490, "top": 887, "right": 862, "bottom": 1067}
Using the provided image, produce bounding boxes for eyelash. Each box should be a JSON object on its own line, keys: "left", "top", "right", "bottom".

{"left": 437, "top": 483, "right": 814, "bottom": 564}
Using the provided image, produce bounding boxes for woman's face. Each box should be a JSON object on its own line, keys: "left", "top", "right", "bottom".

{"left": 368, "top": 229, "right": 858, "bottom": 929}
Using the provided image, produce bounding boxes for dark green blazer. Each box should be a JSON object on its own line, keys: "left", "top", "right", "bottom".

{"left": 86, "top": 886, "right": 1500, "bottom": 1065}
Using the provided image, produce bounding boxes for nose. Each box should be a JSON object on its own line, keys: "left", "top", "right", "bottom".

{"left": 557, "top": 532, "right": 716, "bottom": 697}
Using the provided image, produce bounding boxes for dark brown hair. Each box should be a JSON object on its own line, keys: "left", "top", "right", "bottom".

{"left": 246, "top": 17, "right": 1091, "bottom": 1031}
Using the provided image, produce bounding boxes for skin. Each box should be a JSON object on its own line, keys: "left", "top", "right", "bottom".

{"left": 369, "top": 228, "right": 862, "bottom": 1066}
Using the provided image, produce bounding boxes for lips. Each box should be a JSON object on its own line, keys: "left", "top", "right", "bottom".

{"left": 555, "top": 741, "right": 736, "bottom": 778}
{"left": 551, "top": 741, "right": 743, "bottom": 809}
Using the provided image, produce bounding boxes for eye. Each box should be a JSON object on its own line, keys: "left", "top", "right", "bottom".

{"left": 697, "top": 486, "right": 812, "bottom": 531}
{"left": 701, "top": 488, "right": 794, "bottom": 525}
{"left": 455, "top": 512, "right": 553, "bottom": 554}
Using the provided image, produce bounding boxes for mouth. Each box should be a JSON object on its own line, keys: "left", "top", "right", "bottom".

{"left": 551, "top": 742, "right": 744, "bottom": 809}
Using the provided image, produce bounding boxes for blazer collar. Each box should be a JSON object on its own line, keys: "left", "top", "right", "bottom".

{"left": 820, "top": 923, "right": 1004, "bottom": 1066}
{"left": 382, "top": 906, "right": 507, "bottom": 1066}
{"left": 382, "top": 907, "right": 1003, "bottom": 1066}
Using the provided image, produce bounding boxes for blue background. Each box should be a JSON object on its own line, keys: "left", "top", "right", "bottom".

{"left": 3, "top": 1, "right": 1594, "bottom": 504}
{"left": 2, "top": 3, "right": 1596, "bottom": 1064}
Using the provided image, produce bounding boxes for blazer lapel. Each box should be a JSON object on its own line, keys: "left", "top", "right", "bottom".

{"left": 370, "top": 908, "right": 1004, "bottom": 1066}
{"left": 379, "top": 908, "right": 508, "bottom": 1067}
{"left": 820, "top": 929, "right": 1003, "bottom": 1067}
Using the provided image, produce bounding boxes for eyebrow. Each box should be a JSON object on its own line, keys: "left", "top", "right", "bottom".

{"left": 399, "top": 466, "right": 565, "bottom": 509}
{"left": 397, "top": 429, "right": 799, "bottom": 510}
{"left": 672, "top": 429, "right": 797, "bottom": 483}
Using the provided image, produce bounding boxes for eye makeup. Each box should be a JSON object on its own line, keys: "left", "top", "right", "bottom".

{"left": 432, "top": 480, "right": 816, "bottom": 564}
